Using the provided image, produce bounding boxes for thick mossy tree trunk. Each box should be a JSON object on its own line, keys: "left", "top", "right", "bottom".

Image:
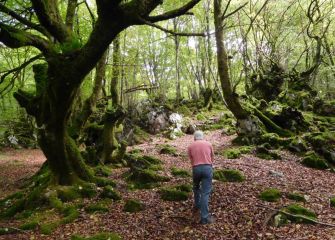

{"left": 1, "top": 0, "right": 202, "bottom": 188}
{"left": 214, "top": 0, "right": 263, "bottom": 137}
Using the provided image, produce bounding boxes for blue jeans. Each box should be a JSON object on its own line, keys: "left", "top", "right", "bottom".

{"left": 192, "top": 164, "right": 213, "bottom": 223}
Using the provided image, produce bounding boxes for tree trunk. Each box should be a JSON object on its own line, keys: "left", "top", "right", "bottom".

{"left": 214, "top": 0, "right": 248, "bottom": 120}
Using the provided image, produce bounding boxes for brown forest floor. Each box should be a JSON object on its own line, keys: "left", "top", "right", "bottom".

{"left": 1, "top": 130, "right": 335, "bottom": 239}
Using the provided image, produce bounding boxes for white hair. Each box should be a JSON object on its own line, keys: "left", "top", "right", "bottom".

{"left": 194, "top": 130, "right": 204, "bottom": 140}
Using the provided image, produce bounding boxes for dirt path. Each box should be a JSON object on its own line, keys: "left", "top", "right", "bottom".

{"left": 1, "top": 131, "right": 335, "bottom": 239}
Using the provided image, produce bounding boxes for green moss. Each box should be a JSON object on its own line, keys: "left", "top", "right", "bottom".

{"left": 159, "top": 144, "right": 178, "bottom": 156}
{"left": 283, "top": 204, "right": 317, "bottom": 223}
{"left": 133, "top": 126, "right": 150, "bottom": 145}
{"left": 1, "top": 198, "right": 25, "bottom": 218}
{"left": 95, "top": 177, "right": 116, "bottom": 187}
{"left": 129, "top": 148, "right": 143, "bottom": 154}
{"left": 0, "top": 227, "right": 17, "bottom": 235}
{"left": 126, "top": 168, "right": 170, "bottom": 189}
{"left": 330, "top": 197, "right": 335, "bottom": 207}
{"left": 171, "top": 167, "right": 191, "bottom": 177}
{"left": 213, "top": 169, "right": 245, "bottom": 182}
{"left": 85, "top": 203, "right": 109, "bottom": 213}
{"left": 40, "top": 221, "right": 59, "bottom": 235}
{"left": 302, "top": 151, "right": 328, "bottom": 169}
{"left": 222, "top": 146, "right": 252, "bottom": 159}
{"left": 196, "top": 113, "right": 207, "bottom": 121}
{"left": 159, "top": 185, "right": 190, "bottom": 201}
{"left": 255, "top": 146, "right": 282, "bottom": 160}
{"left": 100, "top": 186, "right": 121, "bottom": 200}
{"left": 176, "top": 105, "right": 193, "bottom": 116}
{"left": 287, "top": 137, "right": 308, "bottom": 153}
{"left": 19, "top": 220, "right": 38, "bottom": 230}
{"left": 61, "top": 206, "right": 79, "bottom": 224}
{"left": 71, "top": 232, "right": 121, "bottom": 240}
{"left": 94, "top": 165, "right": 112, "bottom": 177}
{"left": 123, "top": 199, "right": 144, "bottom": 213}
{"left": 287, "top": 192, "right": 306, "bottom": 202}
{"left": 57, "top": 186, "right": 81, "bottom": 202}
{"left": 259, "top": 188, "right": 281, "bottom": 202}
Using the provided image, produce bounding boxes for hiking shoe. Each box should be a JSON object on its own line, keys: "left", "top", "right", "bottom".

{"left": 200, "top": 215, "right": 216, "bottom": 224}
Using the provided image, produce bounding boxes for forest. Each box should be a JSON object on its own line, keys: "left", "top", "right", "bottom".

{"left": 0, "top": 0, "right": 335, "bottom": 239}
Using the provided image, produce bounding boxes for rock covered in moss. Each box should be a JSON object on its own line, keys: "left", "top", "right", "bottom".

{"left": 287, "top": 137, "right": 308, "bottom": 153}
{"left": 100, "top": 186, "right": 121, "bottom": 200}
{"left": 283, "top": 204, "right": 317, "bottom": 223}
{"left": 255, "top": 145, "right": 281, "bottom": 160}
{"left": 71, "top": 232, "right": 121, "bottom": 240}
{"left": 287, "top": 192, "right": 306, "bottom": 202}
{"left": 123, "top": 199, "right": 144, "bottom": 213}
{"left": 159, "top": 184, "right": 192, "bottom": 201}
{"left": 259, "top": 188, "right": 281, "bottom": 202}
{"left": 222, "top": 146, "right": 252, "bottom": 159}
{"left": 301, "top": 151, "right": 328, "bottom": 169}
{"left": 214, "top": 169, "right": 245, "bottom": 182}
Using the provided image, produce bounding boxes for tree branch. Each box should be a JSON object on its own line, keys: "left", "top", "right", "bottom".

{"left": 145, "top": 0, "right": 201, "bottom": 22}
{"left": 0, "top": 23, "right": 51, "bottom": 53}
{"left": 66, "top": 0, "right": 78, "bottom": 31}
{"left": 0, "top": 3, "right": 48, "bottom": 36}
{"left": 139, "top": 17, "right": 205, "bottom": 37}
{"left": 221, "top": 2, "right": 248, "bottom": 21}
{"left": 31, "top": 0, "right": 70, "bottom": 43}
{"left": 0, "top": 54, "right": 43, "bottom": 85}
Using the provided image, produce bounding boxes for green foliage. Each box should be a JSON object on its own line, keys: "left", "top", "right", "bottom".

{"left": 71, "top": 232, "right": 121, "bottom": 240}
{"left": 301, "top": 152, "right": 328, "bottom": 169}
{"left": 176, "top": 105, "right": 193, "bottom": 116}
{"left": 159, "top": 144, "right": 178, "bottom": 156}
{"left": 123, "top": 199, "right": 144, "bottom": 213}
{"left": 170, "top": 167, "right": 191, "bottom": 177}
{"left": 259, "top": 188, "right": 282, "bottom": 202}
{"left": 213, "top": 169, "right": 245, "bottom": 182}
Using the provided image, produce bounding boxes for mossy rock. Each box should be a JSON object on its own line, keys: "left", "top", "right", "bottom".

{"left": 287, "top": 137, "right": 308, "bottom": 153}
{"left": 84, "top": 203, "right": 109, "bottom": 213}
{"left": 132, "top": 126, "right": 150, "bottom": 145}
{"left": 126, "top": 168, "right": 170, "bottom": 187}
{"left": 305, "top": 132, "right": 335, "bottom": 149}
{"left": 259, "top": 188, "right": 281, "bottom": 202}
{"left": 40, "top": 221, "right": 60, "bottom": 235}
{"left": 171, "top": 167, "right": 191, "bottom": 178}
{"left": 71, "top": 232, "right": 121, "bottom": 240}
{"left": 301, "top": 151, "right": 328, "bottom": 169}
{"left": 213, "top": 169, "right": 245, "bottom": 182}
{"left": 123, "top": 199, "right": 144, "bottom": 213}
{"left": 287, "top": 192, "right": 306, "bottom": 202}
{"left": 94, "top": 165, "right": 112, "bottom": 177}
{"left": 125, "top": 154, "right": 162, "bottom": 170}
{"left": 159, "top": 144, "right": 178, "bottom": 156}
{"left": 255, "top": 146, "right": 281, "bottom": 160}
{"left": 283, "top": 204, "right": 317, "bottom": 223}
{"left": 159, "top": 185, "right": 191, "bottom": 201}
{"left": 100, "top": 186, "right": 121, "bottom": 200}
{"left": 330, "top": 197, "right": 335, "bottom": 207}
{"left": 222, "top": 146, "right": 252, "bottom": 159}
{"left": 128, "top": 148, "right": 143, "bottom": 154}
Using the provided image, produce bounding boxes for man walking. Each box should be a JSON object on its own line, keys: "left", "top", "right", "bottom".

{"left": 187, "top": 130, "right": 215, "bottom": 224}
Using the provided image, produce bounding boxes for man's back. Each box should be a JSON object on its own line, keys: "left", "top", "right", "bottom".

{"left": 188, "top": 140, "right": 214, "bottom": 167}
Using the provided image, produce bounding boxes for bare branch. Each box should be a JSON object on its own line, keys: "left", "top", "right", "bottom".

{"left": 139, "top": 17, "right": 205, "bottom": 37}
{"left": 221, "top": 2, "right": 248, "bottom": 21}
{"left": 145, "top": 0, "right": 201, "bottom": 23}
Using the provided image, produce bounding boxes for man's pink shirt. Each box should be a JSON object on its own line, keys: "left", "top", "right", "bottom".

{"left": 187, "top": 140, "right": 214, "bottom": 167}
